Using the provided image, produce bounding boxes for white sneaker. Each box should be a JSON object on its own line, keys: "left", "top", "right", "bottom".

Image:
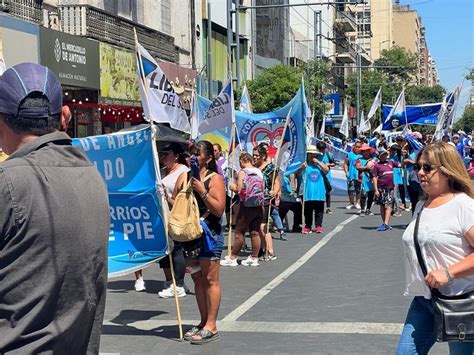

{"left": 134, "top": 278, "right": 146, "bottom": 292}
{"left": 158, "top": 285, "right": 186, "bottom": 298}
{"left": 241, "top": 256, "right": 260, "bottom": 267}
{"left": 220, "top": 256, "right": 238, "bottom": 267}
{"left": 355, "top": 203, "right": 361, "bottom": 209}
{"left": 346, "top": 204, "right": 354, "bottom": 210}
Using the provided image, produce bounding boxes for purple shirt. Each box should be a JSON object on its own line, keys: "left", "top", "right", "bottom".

{"left": 372, "top": 160, "right": 400, "bottom": 189}
{"left": 216, "top": 157, "right": 226, "bottom": 177}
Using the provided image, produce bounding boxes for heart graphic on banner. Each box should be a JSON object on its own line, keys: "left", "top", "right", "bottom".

{"left": 249, "top": 126, "right": 285, "bottom": 158}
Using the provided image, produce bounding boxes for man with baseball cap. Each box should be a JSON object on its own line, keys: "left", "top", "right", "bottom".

{"left": 0, "top": 63, "right": 109, "bottom": 353}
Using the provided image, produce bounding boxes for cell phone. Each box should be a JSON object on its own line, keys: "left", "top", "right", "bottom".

{"left": 190, "top": 155, "right": 200, "bottom": 180}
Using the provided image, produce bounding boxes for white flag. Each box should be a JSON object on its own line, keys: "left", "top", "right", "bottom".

{"left": 339, "top": 104, "right": 349, "bottom": 138}
{"left": 190, "top": 91, "right": 199, "bottom": 140}
{"left": 384, "top": 89, "right": 406, "bottom": 126}
{"left": 357, "top": 111, "right": 371, "bottom": 135}
{"left": 433, "top": 86, "right": 460, "bottom": 141}
{"left": 319, "top": 115, "right": 326, "bottom": 137}
{"left": 367, "top": 87, "right": 382, "bottom": 120}
{"left": 198, "top": 81, "right": 234, "bottom": 135}
{"left": 239, "top": 84, "right": 252, "bottom": 113}
{"left": 136, "top": 44, "right": 190, "bottom": 133}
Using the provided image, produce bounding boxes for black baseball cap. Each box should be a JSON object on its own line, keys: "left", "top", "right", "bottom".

{"left": 0, "top": 62, "right": 63, "bottom": 119}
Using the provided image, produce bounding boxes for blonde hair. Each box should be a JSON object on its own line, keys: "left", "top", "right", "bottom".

{"left": 239, "top": 152, "right": 254, "bottom": 164}
{"left": 417, "top": 142, "right": 474, "bottom": 198}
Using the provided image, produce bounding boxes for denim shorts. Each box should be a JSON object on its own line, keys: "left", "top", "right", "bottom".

{"left": 198, "top": 232, "right": 224, "bottom": 261}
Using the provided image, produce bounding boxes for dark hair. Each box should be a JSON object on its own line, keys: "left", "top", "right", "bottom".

{"left": 316, "top": 141, "right": 326, "bottom": 152}
{"left": 194, "top": 140, "right": 217, "bottom": 173}
{"left": 213, "top": 143, "right": 222, "bottom": 152}
{"left": 253, "top": 144, "right": 268, "bottom": 159}
{"left": 1, "top": 92, "right": 60, "bottom": 135}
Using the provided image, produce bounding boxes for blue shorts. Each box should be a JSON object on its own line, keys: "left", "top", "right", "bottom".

{"left": 199, "top": 232, "right": 224, "bottom": 260}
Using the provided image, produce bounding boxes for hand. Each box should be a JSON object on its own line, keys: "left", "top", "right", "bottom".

{"left": 229, "top": 182, "right": 237, "bottom": 191}
{"left": 191, "top": 177, "right": 206, "bottom": 195}
{"left": 425, "top": 269, "right": 449, "bottom": 288}
{"left": 302, "top": 162, "right": 307, "bottom": 169}
{"left": 269, "top": 190, "right": 276, "bottom": 197}
{"left": 375, "top": 190, "right": 380, "bottom": 199}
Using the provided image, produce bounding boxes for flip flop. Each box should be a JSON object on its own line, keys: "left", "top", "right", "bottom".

{"left": 190, "top": 329, "right": 220, "bottom": 345}
{"left": 183, "top": 326, "right": 202, "bottom": 341}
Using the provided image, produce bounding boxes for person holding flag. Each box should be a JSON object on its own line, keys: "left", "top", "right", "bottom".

{"left": 343, "top": 140, "right": 363, "bottom": 210}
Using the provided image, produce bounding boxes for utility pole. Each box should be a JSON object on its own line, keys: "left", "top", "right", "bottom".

{"left": 207, "top": 2, "right": 212, "bottom": 99}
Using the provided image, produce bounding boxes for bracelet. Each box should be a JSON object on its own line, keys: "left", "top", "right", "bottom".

{"left": 444, "top": 268, "right": 454, "bottom": 284}
{"left": 200, "top": 191, "right": 209, "bottom": 201}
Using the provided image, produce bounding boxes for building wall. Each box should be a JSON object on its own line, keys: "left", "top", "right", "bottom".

{"left": 370, "top": 0, "right": 392, "bottom": 60}
{"left": 392, "top": 5, "right": 420, "bottom": 56}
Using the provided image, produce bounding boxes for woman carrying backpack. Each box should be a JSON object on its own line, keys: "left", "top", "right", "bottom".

{"left": 173, "top": 141, "right": 225, "bottom": 345}
{"left": 220, "top": 152, "right": 264, "bottom": 267}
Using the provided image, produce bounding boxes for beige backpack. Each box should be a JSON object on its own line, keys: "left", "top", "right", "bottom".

{"left": 168, "top": 173, "right": 214, "bottom": 242}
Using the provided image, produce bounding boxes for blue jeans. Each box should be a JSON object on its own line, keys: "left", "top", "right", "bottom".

{"left": 271, "top": 207, "right": 284, "bottom": 230}
{"left": 397, "top": 297, "right": 473, "bottom": 355}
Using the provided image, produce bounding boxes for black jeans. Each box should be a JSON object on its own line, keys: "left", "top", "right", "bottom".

{"left": 360, "top": 189, "right": 374, "bottom": 211}
{"left": 326, "top": 192, "right": 331, "bottom": 208}
{"left": 304, "top": 200, "right": 325, "bottom": 228}
{"left": 407, "top": 181, "right": 421, "bottom": 216}
{"left": 279, "top": 200, "right": 302, "bottom": 231}
{"left": 158, "top": 245, "right": 186, "bottom": 287}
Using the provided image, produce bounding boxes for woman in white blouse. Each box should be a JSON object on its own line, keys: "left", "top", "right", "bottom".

{"left": 397, "top": 142, "right": 474, "bottom": 355}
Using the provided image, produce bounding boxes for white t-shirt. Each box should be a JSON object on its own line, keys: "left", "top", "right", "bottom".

{"left": 242, "top": 167, "right": 263, "bottom": 179}
{"left": 161, "top": 165, "right": 189, "bottom": 198}
{"left": 402, "top": 193, "right": 474, "bottom": 299}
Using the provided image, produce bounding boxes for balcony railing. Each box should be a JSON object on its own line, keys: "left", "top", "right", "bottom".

{"left": 59, "top": 5, "right": 178, "bottom": 63}
{"left": 334, "top": 8, "right": 357, "bottom": 33}
{"left": 1, "top": 0, "right": 42, "bottom": 24}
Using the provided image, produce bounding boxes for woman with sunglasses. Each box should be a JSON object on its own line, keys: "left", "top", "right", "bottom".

{"left": 397, "top": 142, "right": 474, "bottom": 355}
{"left": 173, "top": 141, "right": 225, "bottom": 344}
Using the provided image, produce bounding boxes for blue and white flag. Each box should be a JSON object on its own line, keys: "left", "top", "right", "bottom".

{"left": 382, "top": 101, "right": 442, "bottom": 130}
{"left": 136, "top": 43, "right": 190, "bottom": 133}
{"left": 239, "top": 84, "right": 252, "bottom": 113}
{"left": 339, "top": 104, "right": 349, "bottom": 138}
{"left": 357, "top": 110, "right": 370, "bottom": 135}
{"left": 367, "top": 87, "right": 382, "bottom": 120}
{"left": 384, "top": 89, "right": 406, "bottom": 127}
{"left": 190, "top": 91, "right": 199, "bottom": 140}
{"left": 73, "top": 127, "right": 168, "bottom": 278}
{"left": 433, "top": 86, "right": 460, "bottom": 140}
{"left": 198, "top": 81, "right": 234, "bottom": 135}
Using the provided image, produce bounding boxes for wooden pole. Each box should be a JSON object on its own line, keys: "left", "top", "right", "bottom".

{"left": 265, "top": 108, "right": 293, "bottom": 237}
{"left": 227, "top": 122, "right": 237, "bottom": 257}
{"left": 134, "top": 28, "right": 183, "bottom": 341}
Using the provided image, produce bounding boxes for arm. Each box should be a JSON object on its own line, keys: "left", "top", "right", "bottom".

{"left": 315, "top": 159, "right": 329, "bottom": 174}
{"left": 372, "top": 169, "right": 379, "bottom": 197}
{"left": 426, "top": 226, "right": 474, "bottom": 288}
{"left": 230, "top": 171, "right": 245, "bottom": 193}
{"left": 191, "top": 174, "right": 226, "bottom": 217}
{"left": 355, "top": 159, "right": 371, "bottom": 172}
{"left": 343, "top": 156, "right": 349, "bottom": 176}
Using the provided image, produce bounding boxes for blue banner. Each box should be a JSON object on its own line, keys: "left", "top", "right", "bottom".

{"left": 197, "top": 84, "right": 308, "bottom": 174}
{"left": 73, "top": 127, "right": 168, "bottom": 278}
{"left": 382, "top": 102, "right": 442, "bottom": 130}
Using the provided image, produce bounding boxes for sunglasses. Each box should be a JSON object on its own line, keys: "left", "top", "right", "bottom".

{"left": 253, "top": 154, "right": 261, "bottom": 158}
{"left": 414, "top": 163, "right": 437, "bottom": 173}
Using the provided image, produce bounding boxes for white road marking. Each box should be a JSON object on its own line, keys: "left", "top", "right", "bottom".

{"left": 222, "top": 214, "right": 359, "bottom": 322}
{"left": 103, "top": 319, "right": 403, "bottom": 335}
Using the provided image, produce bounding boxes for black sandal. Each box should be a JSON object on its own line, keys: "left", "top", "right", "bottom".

{"left": 190, "top": 328, "right": 220, "bottom": 345}
{"left": 183, "top": 326, "right": 202, "bottom": 341}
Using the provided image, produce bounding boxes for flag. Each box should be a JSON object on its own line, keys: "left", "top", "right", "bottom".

{"left": 190, "top": 91, "right": 199, "bottom": 140}
{"left": 433, "top": 87, "right": 460, "bottom": 141}
{"left": 367, "top": 87, "right": 382, "bottom": 120}
{"left": 384, "top": 89, "right": 406, "bottom": 127}
{"left": 339, "top": 104, "right": 349, "bottom": 138}
{"left": 306, "top": 112, "right": 315, "bottom": 144}
{"left": 319, "top": 115, "right": 326, "bottom": 137}
{"left": 444, "top": 86, "right": 461, "bottom": 131}
{"left": 357, "top": 111, "right": 370, "bottom": 135}
{"left": 135, "top": 44, "right": 190, "bottom": 133}
{"left": 198, "top": 81, "right": 234, "bottom": 135}
{"left": 239, "top": 84, "right": 252, "bottom": 113}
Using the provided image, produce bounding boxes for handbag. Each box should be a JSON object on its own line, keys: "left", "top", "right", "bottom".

{"left": 413, "top": 207, "right": 474, "bottom": 342}
{"left": 322, "top": 173, "right": 332, "bottom": 193}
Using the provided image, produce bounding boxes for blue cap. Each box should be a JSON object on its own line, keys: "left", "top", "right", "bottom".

{"left": 0, "top": 62, "right": 62, "bottom": 118}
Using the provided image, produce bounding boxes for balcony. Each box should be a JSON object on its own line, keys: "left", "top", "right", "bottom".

{"left": 334, "top": 9, "right": 357, "bottom": 33}
{"left": 0, "top": 0, "right": 42, "bottom": 24}
{"left": 59, "top": 5, "right": 178, "bottom": 63}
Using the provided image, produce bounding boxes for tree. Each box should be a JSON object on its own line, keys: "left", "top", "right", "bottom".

{"left": 303, "top": 59, "right": 332, "bottom": 129}
{"left": 454, "top": 106, "right": 474, "bottom": 133}
{"left": 373, "top": 46, "right": 418, "bottom": 84}
{"left": 243, "top": 64, "right": 301, "bottom": 113}
{"left": 405, "top": 85, "right": 445, "bottom": 105}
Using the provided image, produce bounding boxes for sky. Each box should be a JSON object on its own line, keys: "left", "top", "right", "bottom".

{"left": 404, "top": 0, "right": 473, "bottom": 118}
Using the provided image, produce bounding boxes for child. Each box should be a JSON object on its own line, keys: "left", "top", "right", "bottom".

{"left": 372, "top": 147, "right": 402, "bottom": 231}
{"left": 301, "top": 145, "right": 329, "bottom": 234}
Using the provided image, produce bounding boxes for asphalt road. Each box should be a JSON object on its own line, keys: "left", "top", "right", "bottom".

{"left": 99, "top": 196, "right": 448, "bottom": 354}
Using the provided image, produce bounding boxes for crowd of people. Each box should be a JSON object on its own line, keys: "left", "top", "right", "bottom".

{"left": 0, "top": 62, "right": 472, "bottom": 352}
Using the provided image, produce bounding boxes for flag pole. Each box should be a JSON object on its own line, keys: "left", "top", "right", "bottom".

{"left": 134, "top": 28, "right": 184, "bottom": 341}
{"left": 265, "top": 108, "right": 293, "bottom": 243}
{"left": 227, "top": 122, "right": 237, "bottom": 257}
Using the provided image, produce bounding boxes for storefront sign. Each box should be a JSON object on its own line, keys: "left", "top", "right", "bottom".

{"left": 160, "top": 62, "right": 197, "bottom": 110}
{"left": 99, "top": 43, "right": 140, "bottom": 104}
{"left": 40, "top": 27, "right": 99, "bottom": 89}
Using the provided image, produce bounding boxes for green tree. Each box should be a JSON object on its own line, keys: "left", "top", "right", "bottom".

{"left": 374, "top": 45, "right": 418, "bottom": 84}
{"left": 454, "top": 106, "right": 474, "bottom": 133}
{"left": 243, "top": 64, "right": 301, "bottom": 113}
{"left": 303, "top": 59, "right": 332, "bottom": 127}
{"left": 405, "top": 85, "right": 445, "bottom": 104}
